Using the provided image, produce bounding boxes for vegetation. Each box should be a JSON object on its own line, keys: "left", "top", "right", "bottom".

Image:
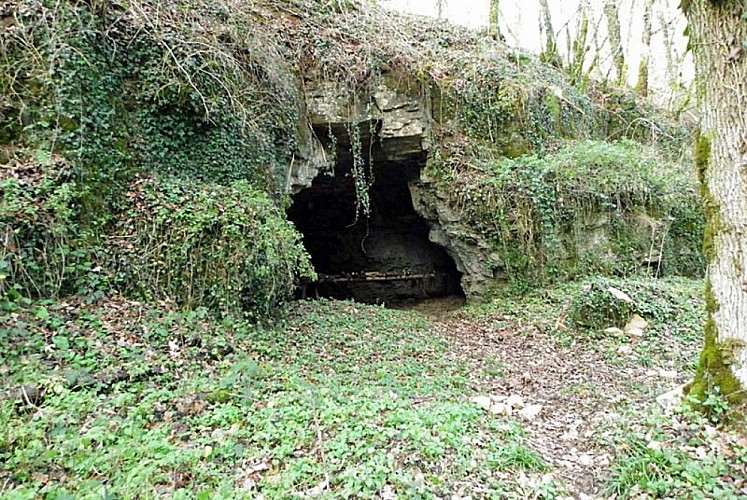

{"left": 0, "top": 0, "right": 312, "bottom": 315}
{"left": 1, "top": 0, "right": 743, "bottom": 496}
{"left": 1, "top": 298, "right": 550, "bottom": 498}
{"left": 681, "top": 0, "right": 747, "bottom": 413}
{"left": 4, "top": 277, "right": 744, "bottom": 497}
{"left": 428, "top": 139, "right": 704, "bottom": 283}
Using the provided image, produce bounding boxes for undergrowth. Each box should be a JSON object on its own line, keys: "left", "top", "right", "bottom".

{"left": 112, "top": 177, "right": 315, "bottom": 317}
{"left": 427, "top": 139, "right": 704, "bottom": 285}
{"left": 0, "top": 298, "right": 549, "bottom": 498}
{"left": 602, "top": 404, "right": 747, "bottom": 498}
{"left": 0, "top": 0, "right": 310, "bottom": 313}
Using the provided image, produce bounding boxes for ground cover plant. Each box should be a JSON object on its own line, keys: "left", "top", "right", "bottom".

{"left": 1, "top": 0, "right": 743, "bottom": 498}
{"left": 0, "top": 298, "right": 551, "bottom": 498}
{"left": 2, "top": 277, "right": 745, "bottom": 498}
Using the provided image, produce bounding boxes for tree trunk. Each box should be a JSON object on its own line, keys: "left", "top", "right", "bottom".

{"left": 489, "top": 0, "right": 502, "bottom": 41}
{"left": 568, "top": 2, "right": 591, "bottom": 88}
{"left": 604, "top": 0, "right": 626, "bottom": 85}
{"left": 658, "top": 10, "right": 677, "bottom": 99}
{"left": 538, "top": 0, "right": 556, "bottom": 57}
{"left": 635, "top": 0, "right": 655, "bottom": 96}
{"left": 684, "top": 0, "right": 747, "bottom": 416}
{"left": 436, "top": 0, "right": 446, "bottom": 18}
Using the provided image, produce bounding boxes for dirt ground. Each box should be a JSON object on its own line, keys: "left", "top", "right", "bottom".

{"left": 406, "top": 296, "right": 698, "bottom": 497}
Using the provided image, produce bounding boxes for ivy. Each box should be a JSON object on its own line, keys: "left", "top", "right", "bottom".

{"left": 0, "top": 0, "right": 310, "bottom": 313}
{"left": 427, "top": 140, "right": 705, "bottom": 285}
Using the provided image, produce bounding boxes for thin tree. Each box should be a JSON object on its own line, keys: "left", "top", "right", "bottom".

{"left": 538, "top": 0, "right": 556, "bottom": 55}
{"left": 658, "top": 9, "right": 678, "bottom": 96}
{"left": 682, "top": 0, "right": 747, "bottom": 418}
{"left": 436, "top": 0, "right": 446, "bottom": 18}
{"left": 635, "top": 0, "right": 655, "bottom": 95}
{"left": 538, "top": 0, "right": 559, "bottom": 65}
{"left": 604, "top": 0, "right": 626, "bottom": 85}
{"left": 566, "top": 1, "right": 592, "bottom": 88}
{"left": 489, "top": 0, "right": 503, "bottom": 41}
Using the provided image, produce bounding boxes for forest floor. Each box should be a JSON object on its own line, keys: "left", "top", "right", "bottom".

{"left": 2, "top": 277, "right": 746, "bottom": 498}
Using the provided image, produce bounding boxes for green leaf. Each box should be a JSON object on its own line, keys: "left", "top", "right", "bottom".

{"left": 33, "top": 149, "right": 54, "bottom": 167}
{"left": 34, "top": 306, "right": 50, "bottom": 320}
{"left": 53, "top": 336, "right": 70, "bottom": 350}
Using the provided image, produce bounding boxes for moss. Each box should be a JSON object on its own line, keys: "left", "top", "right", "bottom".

{"left": 694, "top": 130, "right": 711, "bottom": 195}
{"left": 206, "top": 390, "right": 232, "bottom": 404}
{"left": 689, "top": 279, "right": 746, "bottom": 416}
{"left": 688, "top": 131, "right": 744, "bottom": 416}
{"left": 545, "top": 93, "right": 562, "bottom": 133}
{"left": 695, "top": 132, "right": 721, "bottom": 262}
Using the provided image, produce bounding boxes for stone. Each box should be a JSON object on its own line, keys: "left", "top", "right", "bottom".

{"left": 505, "top": 394, "right": 525, "bottom": 409}
{"left": 625, "top": 314, "right": 649, "bottom": 333}
{"left": 656, "top": 384, "right": 687, "bottom": 409}
{"left": 489, "top": 403, "right": 510, "bottom": 416}
{"left": 627, "top": 327, "right": 645, "bottom": 338}
{"left": 608, "top": 287, "right": 633, "bottom": 303}
{"left": 617, "top": 345, "right": 633, "bottom": 355}
{"left": 470, "top": 395, "right": 492, "bottom": 410}
{"left": 518, "top": 404, "right": 543, "bottom": 421}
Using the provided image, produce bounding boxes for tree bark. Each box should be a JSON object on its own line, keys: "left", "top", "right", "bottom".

{"left": 436, "top": 0, "right": 446, "bottom": 18}
{"left": 538, "top": 0, "right": 556, "bottom": 57}
{"left": 684, "top": 0, "right": 747, "bottom": 415}
{"left": 604, "top": 0, "right": 626, "bottom": 85}
{"left": 658, "top": 10, "right": 677, "bottom": 98}
{"left": 635, "top": 0, "right": 655, "bottom": 96}
{"left": 568, "top": 2, "right": 591, "bottom": 88}
{"left": 489, "top": 0, "right": 502, "bottom": 41}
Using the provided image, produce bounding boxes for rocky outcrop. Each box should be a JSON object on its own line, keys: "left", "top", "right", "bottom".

{"left": 288, "top": 81, "right": 702, "bottom": 300}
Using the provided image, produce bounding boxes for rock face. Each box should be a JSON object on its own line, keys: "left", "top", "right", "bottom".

{"left": 409, "top": 180, "right": 505, "bottom": 297}
{"left": 286, "top": 81, "right": 700, "bottom": 301}
{"left": 286, "top": 81, "right": 463, "bottom": 304}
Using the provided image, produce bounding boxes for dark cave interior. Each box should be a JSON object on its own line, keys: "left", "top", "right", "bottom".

{"left": 286, "top": 123, "right": 464, "bottom": 305}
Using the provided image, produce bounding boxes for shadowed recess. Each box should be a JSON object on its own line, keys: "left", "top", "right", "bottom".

{"left": 287, "top": 124, "right": 464, "bottom": 306}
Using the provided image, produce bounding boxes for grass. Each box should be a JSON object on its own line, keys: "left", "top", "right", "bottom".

{"left": 0, "top": 298, "right": 546, "bottom": 498}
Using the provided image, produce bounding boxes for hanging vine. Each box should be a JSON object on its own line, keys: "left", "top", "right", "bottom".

{"left": 346, "top": 120, "right": 373, "bottom": 225}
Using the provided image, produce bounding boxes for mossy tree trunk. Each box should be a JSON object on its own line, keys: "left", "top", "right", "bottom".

{"left": 604, "top": 0, "right": 626, "bottom": 85}
{"left": 568, "top": 2, "right": 591, "bottom": 88}
{"left": 684, "top": 0, "right": 747, "bottom": 415}
{"left": 635, "top": 0, "right": 655, "bottom": 96}
{"left": 538, "top": 0, "right": 557, "bottom": 58}
{"left": 489, "top": 0, "right": 502, "bottom": 41}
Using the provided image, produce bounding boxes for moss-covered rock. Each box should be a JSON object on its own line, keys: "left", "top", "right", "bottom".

{"left": 413, "top": 140, "right": 704, "bottom": 296}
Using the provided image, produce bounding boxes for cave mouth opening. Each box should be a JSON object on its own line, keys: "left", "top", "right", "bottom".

{"left": 286, "top": 126, "right": 464, "bottom": 307}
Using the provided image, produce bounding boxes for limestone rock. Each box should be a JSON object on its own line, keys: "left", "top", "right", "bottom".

{"left": 656, "top": 384, "right": 687, "bottom": 409}
{"left": 617, "top": 345, "right": 633, "bottom": 355}
{"left": 505, "top": 394, "right": 525, "bottom": 409}
{"left": 470, "top": 395, "right": 492, "bottom": 411}
{"left": 604, "top": 327, "right": 624, "bottom": 335}
{"left": 608, "top": 287, "right": 633, "bottom": 303}
{"left": 518, "top": 404, "right": 543, "bottom": 421}
{"left": 489, "top": 403, "right": 511, "bottom": 416}
{"left": 625, "top": 314, "right": 649, "bottom": 333}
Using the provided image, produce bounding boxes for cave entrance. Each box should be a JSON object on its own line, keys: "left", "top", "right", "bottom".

{"left": 286, "top": 125, "right": 464, "bottom": 306}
